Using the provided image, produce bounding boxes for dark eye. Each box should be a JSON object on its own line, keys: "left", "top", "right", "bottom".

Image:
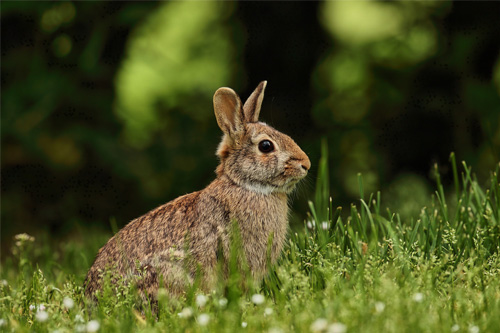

{"left": 258, "top": 140, "right": 274, "bottom": 153}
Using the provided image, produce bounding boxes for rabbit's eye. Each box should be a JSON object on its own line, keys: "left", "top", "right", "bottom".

{"left": 258, "top": 140, "right": 274, "bottom": 153}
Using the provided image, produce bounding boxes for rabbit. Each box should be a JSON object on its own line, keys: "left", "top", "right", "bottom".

{"left": 84, "top": 81, "right": 311, "bottom": 300}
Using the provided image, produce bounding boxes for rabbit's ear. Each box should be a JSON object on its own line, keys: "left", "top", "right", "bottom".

{"left": 214, "top": 87, "right": 245, "bottom": 139}
{"left": 243, "top": 81, "right": 267, "bottom": 123}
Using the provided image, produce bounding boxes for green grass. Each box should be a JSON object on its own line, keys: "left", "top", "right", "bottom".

{"left": 1, "top": 149, "right": 499, "bottom": 333}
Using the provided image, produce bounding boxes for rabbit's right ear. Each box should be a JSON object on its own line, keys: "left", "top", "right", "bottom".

{"left": 243, "top": 81, "right": 267, "bottom": 123}
{"left": 214, "top": 87, "right": 245, "bottom": 141}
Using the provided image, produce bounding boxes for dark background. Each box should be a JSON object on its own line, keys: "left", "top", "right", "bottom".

{"left": 2, "top": 1, "right": 500, "bottom": 253}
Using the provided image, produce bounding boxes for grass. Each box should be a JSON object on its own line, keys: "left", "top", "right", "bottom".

{"left": 1, "top": 148, "right": 499, "bottom": 333}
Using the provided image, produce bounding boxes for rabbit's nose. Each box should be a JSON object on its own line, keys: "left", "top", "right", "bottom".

{"left": 300, "top": 157, "right": 311, "bottom": 171}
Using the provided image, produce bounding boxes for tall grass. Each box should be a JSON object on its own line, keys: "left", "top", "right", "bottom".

{"left": 1, "top": 145, "right": 499, "bottom": 332}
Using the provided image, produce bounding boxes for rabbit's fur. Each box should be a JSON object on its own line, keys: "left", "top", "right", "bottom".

{"left": 84, "top": 81, "right": 310, "bottom": 299}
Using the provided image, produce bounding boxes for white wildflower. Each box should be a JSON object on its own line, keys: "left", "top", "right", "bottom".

{"left": 328, "top": 322, "right": 347, "bottom": 333}
{"left": 196, "top": 294, "right": 207, "bottom": 307}
{"left": 35, "top": 310, "right": 49, "bottom": 322}
{"left": 242, "top": 322, "right": 248, "bottom": 328}
{"left": 0, "top": 319, "right": 5, "bottom": 327}
{"left": 218, "top": 298, "right": 228, "bottom": 307}
{"left": 469, "top": 326, "right": 479, "bottom": 333}
{"left": 321, "top": 222, "right": 329, "bottom": 230}
{"left": 178, "top": 307, "right": 193, "bottom": 319}
{"left": 29, "top": 304, "right": 36, "bottom": 311}
{"left": 38, "top": 304, "right": 46, "bottom": 311}
{"left": 307, "top": 221, "right": 313, "bottom": 229}
{"left": 15, "top": 233, "right": 35, "bottom": 242}
{"left": 264, "top": 307, "right": 273, "bottom": 316}
{"left": 251, "top": 294, "right": 265, "bottom": 305}
{"left": 310, "top": 318, "right": 328, "bottom": 332}
{"left": 1, "top": 280, "right": 7, "bottom": 287}
{"left": 197, "top": 313, "right": 210, "bottom": 326}
{"left": 375, "top": 301, "right": 385, "bottom": 313}
{"left": 74, "top": 314, "right": 84, "bottom": 323}
{"left": 413, "top": 293, "right": 424, "bottom": 302}
{"left": 451, "top": 325, "right": 460, "bottom": 332}
{"left": 86, "top": 320, "right": 100, "bottom": 333}
{"left": 63, "top": 297, "right": 75, "bottom": 309}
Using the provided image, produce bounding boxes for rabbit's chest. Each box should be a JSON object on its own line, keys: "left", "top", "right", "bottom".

{"left": 232, "top": 194, "right": 289, "bottom": 270}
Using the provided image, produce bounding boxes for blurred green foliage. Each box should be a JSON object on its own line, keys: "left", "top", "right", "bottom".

{"left": 314, "top": 1, "right": 500, "bottom": 198}
{"left": 115, "top": 2, "right": 240, "bottom": 148}
{"left": 1, "top": 1, "right": 499, "bottom": 247}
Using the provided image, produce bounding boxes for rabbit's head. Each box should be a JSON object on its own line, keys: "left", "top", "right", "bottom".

{"left": 213, "top": 81, "right": 310, "bottom": 195}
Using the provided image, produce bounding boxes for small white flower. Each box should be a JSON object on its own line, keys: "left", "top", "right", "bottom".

{"left": 197, "top": 313, "right": 210, "bottom": 326}
{"left": 264, "top": 307, "right": 273, "bottom": 316}
{"left": 375, "top": 301, "right": 385, "bottom": 313}
{"left": 251, "top": 294, "right": 265, "bottom": 305}
{"left": 1, "top": 280, "right": 7, "bottom": 287}
{"left": 242, "top": 322, "right": 248, "bottom": 328}
{"left": 321, "top": 222, "right": 329, "bottom": 230}
{"left": 196, "top": 294, "right": 207, "bottom": 307}
{"left": 327, "top": 322, "right": 347, "bottom": 333}
{"left": 86, "top": 320, "right": 100, "bottom": 333}
{"left": 178, "top": 307, "right": 193, "bottom": 318}
{"left": 29, "top": 304, "right": 36, "bottom": 311}
{"left": 413, "top": 293, "right": 424, "bottom": 302}
{"left": 307, "top": 221, "right": 313, "bottom": 229}
{"left": 0, "top": 319, "right": 6, "bottom": 327}
{"left": 310, "top": 318, "right": 328, "bottom": 332}
{"left": 218, "top": 298, "right": 228, "bottom": 307}
{"left": 35, "top": 310, "right": 49, "bottom": 322}
{"left": 469, "top": 326, "right": 479, "bottom": 333}
{"left": 63, "top": 297, "right": 75, "bottom": 310}
{"left": 38, "top": 304, "right": 46, "bottom": 311}
{"left": 74, "top": 314, "right": 84, "bottom": 323}
{"left": 451, "top": 325, "right": 460, "bottom": 332}
{"left": 14, "top": 233, "right": 35, "bottom": 242}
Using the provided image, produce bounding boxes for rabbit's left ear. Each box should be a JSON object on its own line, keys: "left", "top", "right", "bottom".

{"left": 214, "top": 87, "right": 245, "bottom": 140}
{"left": 243, "top": 81, "right": 267, "bottom": 123}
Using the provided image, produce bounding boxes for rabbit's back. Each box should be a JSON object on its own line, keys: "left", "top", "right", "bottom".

{"left": 84, "top": 190, "right": 226, "bottom": 297}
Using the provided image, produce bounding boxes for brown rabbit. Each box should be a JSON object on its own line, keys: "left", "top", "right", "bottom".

{"left": 84, "top": 81, "right": 310, "bottom": 299}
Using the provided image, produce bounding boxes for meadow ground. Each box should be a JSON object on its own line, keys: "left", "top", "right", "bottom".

{"left": 1, "top": 152, "right": 499, "bottom": 332}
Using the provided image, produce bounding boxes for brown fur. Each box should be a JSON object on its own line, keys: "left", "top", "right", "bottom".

{"left": 84, "top": 81, "right": 310, "bottom": 300}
